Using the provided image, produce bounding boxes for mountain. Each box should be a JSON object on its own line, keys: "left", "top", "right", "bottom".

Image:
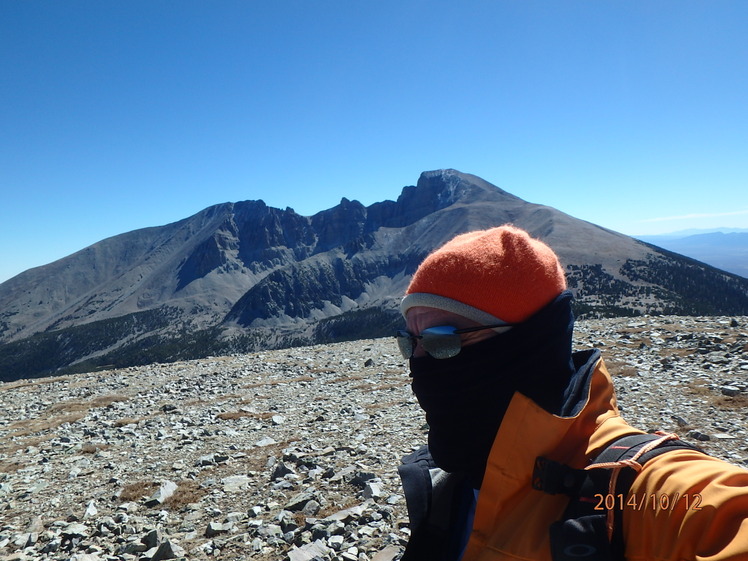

{"left": 2, "top": 169, "right": 748, "bottom": 381}
{"left": 637, "top": 230, "right": 748, "bottom": 279}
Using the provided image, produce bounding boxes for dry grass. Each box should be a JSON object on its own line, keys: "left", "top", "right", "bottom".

{"left": 112, "top": 417, "right": 144, "bottom": 427}
{"left": 371, "top": 382, "right": 407, "bottom": 391}
{"left": 604, "top": 359, "right": 639, "bottom": 378}
{"left": 709, "top": 394, "right": 748, "bottom": 410}
{"left": 351, "top": 375, "right": 406, "bottom": 391}
{"left": 684, "top": 378, "right": 748, "bottom": 410}
{"left": 685, "top": 379, "right": 712, "bottom": 398}
{"left": 316, "top": 498, "right": 361, "bottom": 519}
{"left": 48, "top": 394, "right": 129, "bottom": 414}
{"left": 0, "top": 459, "right": 25, "bottom": 473}
{"left": 90, "top": 394, "right": 130, "bottom": 407}
{"left": 80, "top": 443, "right": 110, "bottom": 454}
{"left": 293, "top": 511, "right": 307, "bottom": 528}
{"left": 0, "top": 380, "right": 38, "bottom": 393}
{"left": 5, "top": 394, "right": 132, "bottom": 438}
{"left": 0, "top": 434, "right": 54, "bottom": 456}
{"left": 9, "top": 412, "right": 88, "bottom": 436}
{"left": 163, "top": 479, "right": 208, "bottom": 510}
{"left": 48, "top": 401, "right": 89, "bottom": 414}
{"left": 306, "top": 367, "right": 337, "bottom": 374}
{"left": 244, "top": 376, "right": 315, "bottom": 389}
{"left": 216, "top": 411, "right": 255, "bottom": 421}
{"left": 330, "top": 374, "right": 366, "bottom": 384}
{"left": 0, "top": 374, "right": 75, "bottom": 393}
{"left": 216, "top": 411, "right": 273, "bottom": 421}
{"left": 364, "top": 400, "right": 405, "bottom": 411}
{"left": 119, "top": 480, "right": 160, "bottom": 502}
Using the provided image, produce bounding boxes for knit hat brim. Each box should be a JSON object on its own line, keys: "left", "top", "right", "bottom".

{"left": 401, "top": 292, "right": 513, "bottom": 328}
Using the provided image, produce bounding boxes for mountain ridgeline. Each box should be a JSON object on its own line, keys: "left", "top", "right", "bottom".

{"left": 2, "top": 169, "right": 748, "bottom": 382}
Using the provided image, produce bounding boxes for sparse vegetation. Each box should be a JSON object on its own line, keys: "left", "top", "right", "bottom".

{"left": 118, "top": 481, "right": 160, "bottom": 502}
{"left": 9, "top": 412, "right": 88, "bottom": 436}
{"left": 80, "top": 443, "right": 110, "bottom": 454}
{"left": 216, "top": 410, "right": 273, "bottom": 421}
{"left": 112, "top": 417, "right": 144, "bottom": 427}
{"left": 163, "top": 479, "right": 208, "bottom": 510}
{"left": 604, "top": 358, "right": 640, "bottom": 378}
{"left": 0, "top": 460, "right": 25, "bottom": 473}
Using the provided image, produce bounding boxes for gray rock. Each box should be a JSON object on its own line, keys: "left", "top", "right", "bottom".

{"left": 301, "top": 499, "right": 321, "bottom": 516}
{"left": 372, "top": 545, "right": 402, "bottom": 561}
{"left": 145, "top": 480, "right": 177, "bottom": 507}
{"left": 83, "top": 500, "right": 98, "bottom": 518}
{"left": 363, "top": 481, "right": 383, "bottom": 500}
{"left": 325, "top": 504, "right": 366, "bottom": 522}
{"left": 688, "top": 430, "right": 712, "bottom": 442}
{"left": 142, "top": 528, "right": 161, "bottom": 549}
{"left": 12, "top": 532, "right": 35, "bottom": 548}
{"left": 285, "top": 490, "right": 318, "bottom": 512}
{"left": 256, "top": 436, "right": 277, "bottom": 447}
{"left": 205, "top": 521, "right": 228, "bottom": 538}
{"left": 287, "top": 539, "right": 332, "bottom": 561}
{"left": 329, "top": 534, "right": 345, "bottom": 550}
{"left": 62, "top": 522, "right": 90, "bottom": 538}
{"left": 721, "top": 385, "right": 741, "bottom": 397}
{"left": 222, "top": 474, "right": 252, "bottom": 493}
{"left": 271, "top": 461, "right": 295, "bottom": 481}
{"left": 149, "top": 539, "right": 186, "bottom": 561}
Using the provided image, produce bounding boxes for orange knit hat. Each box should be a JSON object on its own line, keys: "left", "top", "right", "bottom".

{"left": 401, "top": 225, "right": 567, "bottom": 324}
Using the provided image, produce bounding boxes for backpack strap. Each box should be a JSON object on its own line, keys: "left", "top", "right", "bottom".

{"left": 534, "top": 432, "right": 704, "bottom": 561}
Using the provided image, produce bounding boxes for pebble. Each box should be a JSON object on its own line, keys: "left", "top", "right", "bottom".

{"left": 0, "top": 316, "right": 746, "bottom": 560}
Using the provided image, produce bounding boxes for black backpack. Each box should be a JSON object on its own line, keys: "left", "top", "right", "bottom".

{"left": 532, "top": 433, "right": 705, "bottom": 561}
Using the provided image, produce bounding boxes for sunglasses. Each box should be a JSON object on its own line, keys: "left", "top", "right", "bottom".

{"left": 395, "top": 322, "right": 512, "bottom": 359}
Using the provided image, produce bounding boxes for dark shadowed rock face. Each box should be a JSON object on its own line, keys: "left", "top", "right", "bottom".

{"left": 1, "top": 169, "right": 748, "bottom": 380}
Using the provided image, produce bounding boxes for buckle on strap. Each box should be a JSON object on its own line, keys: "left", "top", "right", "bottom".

{"left": 532, "top": 457, "right": 587, "bottom": 496}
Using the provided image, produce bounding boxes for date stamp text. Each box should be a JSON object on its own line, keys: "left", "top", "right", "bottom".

{"left": 593, "top": 493, "right": 702, "bottom": 512}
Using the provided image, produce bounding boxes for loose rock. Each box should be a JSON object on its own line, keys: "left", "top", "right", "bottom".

{"left": 0, "top": 319, "right": 746, "bottom": 560}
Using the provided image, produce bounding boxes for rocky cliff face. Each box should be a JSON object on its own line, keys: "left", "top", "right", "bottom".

{"left": 2, "top": 169, "right": 748, "bottom": 381}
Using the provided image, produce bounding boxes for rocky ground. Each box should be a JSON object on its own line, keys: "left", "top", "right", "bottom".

{"left": 1, "top": 315, "right": 747, "bottom": 561}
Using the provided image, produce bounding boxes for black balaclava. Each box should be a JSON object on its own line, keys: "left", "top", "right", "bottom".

{"left": 409, "top": 290, "right": 576, "bottom": 487}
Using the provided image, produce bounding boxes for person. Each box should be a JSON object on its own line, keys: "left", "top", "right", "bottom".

{"left": 394, "top": 225, "right": 748, "bottom": 561}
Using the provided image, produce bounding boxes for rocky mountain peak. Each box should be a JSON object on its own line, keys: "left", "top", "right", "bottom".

{"left": 416, "top": 168, "right": 520, "bottom": 202}
{"left": 2, "top": 170, "right": 748, "bottom": 381}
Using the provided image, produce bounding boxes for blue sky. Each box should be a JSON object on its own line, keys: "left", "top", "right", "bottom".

{"left": 2, "top": 1, "right": 747, "bottom": 283}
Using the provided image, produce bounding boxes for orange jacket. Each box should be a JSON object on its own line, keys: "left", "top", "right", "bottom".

{"left": 461, "top": 357, "right": 748, "bottom": 561}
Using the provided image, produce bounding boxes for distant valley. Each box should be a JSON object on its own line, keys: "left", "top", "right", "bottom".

{"left": 637, "top": 230, "right": 748, "bottom": 279}
{"left": 2, "top": 169, "right": 747, "bottom": 382}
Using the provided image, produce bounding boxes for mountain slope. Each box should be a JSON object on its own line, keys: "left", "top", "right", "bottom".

{"left": 2, "top": 169, "right": 747, "bottom": 381}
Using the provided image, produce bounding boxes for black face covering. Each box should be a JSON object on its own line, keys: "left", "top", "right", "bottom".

{"left": 409, "top": 291, "right": 576, "bottom": 486}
